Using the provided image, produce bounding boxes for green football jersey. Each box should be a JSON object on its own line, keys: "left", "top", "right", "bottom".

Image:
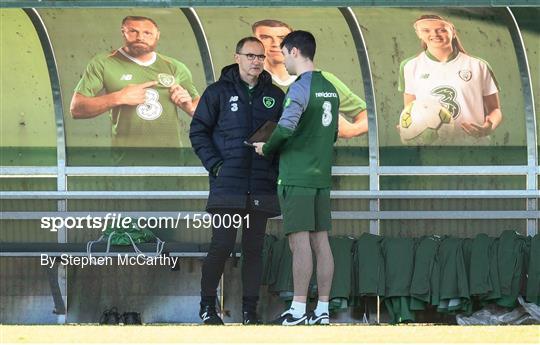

{"left": 75, "top": 50, "right": 199, "bottom": 148}
{"left": 263, "top": 70, "right": 339, "bottom": 188}
{"left": 328, "top": 236, "right": 355, "bottom": 309}
{"left": 320, "top": 71, "right": 366, "bottom": 119}
{"left": 410, "top": 235, "right": 441, "bottom": 310}
{"left": 353, "top": 233, "right": 385, "bottom": 297}
{"left": 526, "top": 234, "right": 540, "bottom": 305}
{"left": 271, "top": 70, "right": 366, "bottom": 120}
{"left": 496, "top": 230, "right": 527, "bottom": 308}
{"left": 436, "top": 237, "right": 471, "bottom": 313}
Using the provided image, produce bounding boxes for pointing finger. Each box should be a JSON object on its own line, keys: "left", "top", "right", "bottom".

{"left": 140, "top": 81, "right": 158, "bottom": 88}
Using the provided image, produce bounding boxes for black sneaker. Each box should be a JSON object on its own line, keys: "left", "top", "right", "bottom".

{"left": 199, "top": 305, "right": 224, "bottom": 325}
{"left": 269, "top": 310, "right": 307, "bottom": 325}
{"left": 99, "top": 307, "right": 120, "bottom": 325}
{"left": 121, "top": 311, "right": 142, "bottom": 325}
{"left": 242, "top": 311, "right": 262, "bottom": 325}
{"left": 306, "top": 311, "right": 330, "bottom": 325}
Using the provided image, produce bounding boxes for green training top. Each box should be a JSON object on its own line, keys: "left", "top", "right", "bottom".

{"left": 263, "top": 70, "right": 339, "bottom": 188}
{"left": 271, "top": 70, "right": 366, "bottom": 120}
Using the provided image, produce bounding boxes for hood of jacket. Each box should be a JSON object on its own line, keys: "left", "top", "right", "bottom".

{"left": 218, "top": 63, "right": 273, "bottom": 91}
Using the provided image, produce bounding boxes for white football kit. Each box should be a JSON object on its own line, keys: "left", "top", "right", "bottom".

{"left": 400, "top": 50, "right": 499, "bottom": 142}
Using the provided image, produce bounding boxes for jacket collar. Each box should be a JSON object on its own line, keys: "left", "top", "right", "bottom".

{"left": 219, "top": 63, "right": 272, "bottom": 94}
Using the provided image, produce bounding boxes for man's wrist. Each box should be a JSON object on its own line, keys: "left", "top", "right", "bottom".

{"left": 110, "top": 90, "right": 123, "bottom": 107}
{"left": 187, "top": 103, "right": 196, "bottom": 116}
{"left": 177, "top": 100, "right": 194, "bottom": 116}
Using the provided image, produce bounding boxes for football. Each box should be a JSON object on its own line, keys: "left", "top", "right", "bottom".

{"left": 398, "top": 99, "right": 454, "bottom": 145}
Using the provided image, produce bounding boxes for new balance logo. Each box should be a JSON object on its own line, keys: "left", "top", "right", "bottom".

{"left": 421, "top": 73, "right": 430, "bottom": 79}
{"left": 120, "top": 74, "right": 133, "bottom": 81}
{"left": 229, "top": 96, "right": 238, "bottom": 102}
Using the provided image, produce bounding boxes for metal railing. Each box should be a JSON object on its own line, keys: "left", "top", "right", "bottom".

{"left": 0, "top": 4, "right": 538, "bottom": 324}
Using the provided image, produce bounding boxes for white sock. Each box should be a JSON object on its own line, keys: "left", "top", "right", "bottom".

{"left": 288, "top": 301, "right": 306, "bottom": 318}
{"left": 314, "top": 300, "right": 329, "bottom": 316}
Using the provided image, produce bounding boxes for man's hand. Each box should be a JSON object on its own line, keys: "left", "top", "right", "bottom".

{"left": 115, "top": 81, "right": 158, "bottom": 106}
{"left": 338, "top": 111, "right": 368, "bottom": 139}
{"left": 461, "top": 119, "right": 493, "bottom": 138}
{"left": 253, "top": 142, "right": 265, "bottom": 156}
{"left": 170, "top": 84, "right": 195, "bottom": 115}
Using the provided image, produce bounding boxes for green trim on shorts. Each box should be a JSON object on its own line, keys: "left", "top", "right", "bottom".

{"left": 278, "top": 184, "right": 331, "bottom": 235}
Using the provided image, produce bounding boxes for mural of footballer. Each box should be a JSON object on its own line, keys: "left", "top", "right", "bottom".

{"left": 70, "top": 16, "right": 200, "bottom": 150}
{"left": 252, "top": 19, "right": 368, "bottom": 139}
{"left": 398, "top": 14, "right": 503, "bottom": 143}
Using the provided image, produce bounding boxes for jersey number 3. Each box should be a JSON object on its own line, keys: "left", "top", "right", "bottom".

{"left": 322, "top": 101, "right": 332, "bottom": 127}
{"left": 431, "top": 86, "right": 460, "bottom": 120}
{"left": 137, "top": 89, "right": 163, "bottom": 121}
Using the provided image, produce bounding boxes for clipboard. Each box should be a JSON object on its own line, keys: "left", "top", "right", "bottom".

{"left": 244, "top": 120, "right": 277, "bottom": 146}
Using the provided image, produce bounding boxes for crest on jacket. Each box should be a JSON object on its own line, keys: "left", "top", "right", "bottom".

{"left": 263, "top": 96, "right": 275, "bottom": 109}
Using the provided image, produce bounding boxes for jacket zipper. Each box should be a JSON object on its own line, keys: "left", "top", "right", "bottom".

{"left": 247, "top": 86, "right": 253, "bottom": 197}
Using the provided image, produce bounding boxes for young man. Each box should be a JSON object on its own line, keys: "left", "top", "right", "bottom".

{"left": 190, "top": 37, "right": 284, "bottom": 325}
{"left": 70, "top": 16, "right": 199, "bottom": 150}
{"left": 254, "top": 30, "right": 337, "bottom": 326}
{"left": 252, "top": 19, "right": 368, "bottom": 138}
{"left": 251, "top": 19, "right": 296, "bottom": 87}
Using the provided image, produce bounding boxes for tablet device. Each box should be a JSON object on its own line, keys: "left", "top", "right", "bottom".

{"left": 244, "top": 120, "right": 277, "bottom": 145}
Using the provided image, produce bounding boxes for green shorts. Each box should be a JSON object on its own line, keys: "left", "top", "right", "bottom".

{"left": 278, "top": 184, "right": 331, "bottom": 235}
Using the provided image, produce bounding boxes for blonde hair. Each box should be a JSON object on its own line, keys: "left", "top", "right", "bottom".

{"left": 414, "top": 14, "right": 467, "bottom": 54}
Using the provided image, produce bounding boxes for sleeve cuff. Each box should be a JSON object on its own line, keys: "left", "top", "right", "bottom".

{"left": 211, "top": 161, "right": 223, "bottom": 177}
{"left": 263, "top": 124, "right": 294, "bottom": 156}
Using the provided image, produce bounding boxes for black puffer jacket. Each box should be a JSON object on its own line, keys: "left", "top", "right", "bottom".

{"left": 189, "top": 64, "right": 284, "bottom": 216}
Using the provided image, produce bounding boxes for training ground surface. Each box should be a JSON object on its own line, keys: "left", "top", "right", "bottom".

{"left": 0, "top": 325, "right": 539, "bottom": 344}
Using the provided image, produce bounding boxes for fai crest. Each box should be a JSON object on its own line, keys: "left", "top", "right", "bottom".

{"left": 458, "top": 70, "right": 472, "bottom": 82}
{"left": 284, "top": 97, "right": 291, "bottom": 108}
{"left": 158, "top": 73, "right": 175, "bottom": 87}
{"left": 263, "top": 96, "right": 275, "bottom": 109}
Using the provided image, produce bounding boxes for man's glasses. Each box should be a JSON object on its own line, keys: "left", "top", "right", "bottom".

{"left": 237, "top": 53, "right": 266, "bottom": 61}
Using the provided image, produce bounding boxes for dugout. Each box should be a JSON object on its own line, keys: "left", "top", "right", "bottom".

{"left": 0, "top": 1, "right": 539, "bottom": 324}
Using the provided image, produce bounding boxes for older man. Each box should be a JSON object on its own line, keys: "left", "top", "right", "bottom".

{"left": 190, "top": 37, "right": 285, "bottom": 325}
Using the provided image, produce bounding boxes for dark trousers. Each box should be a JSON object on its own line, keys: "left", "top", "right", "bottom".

{"left": 200, "top": 209, "right": 268, "bottom": 312}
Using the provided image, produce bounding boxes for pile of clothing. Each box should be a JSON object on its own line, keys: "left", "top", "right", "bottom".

{"left": 253, "top": 230, "right": 539, "bottom": 324}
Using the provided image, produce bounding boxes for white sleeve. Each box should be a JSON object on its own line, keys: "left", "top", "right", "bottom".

{"left": 403, "top": 62, "right": 416, "bottom": 95}
{"left": 481, "top": 62, "right": 499, "bottom": 96}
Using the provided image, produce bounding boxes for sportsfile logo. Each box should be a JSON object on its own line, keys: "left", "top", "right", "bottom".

{"left": 40, "top": 213, "right": 184, "bottom": 232}
{"left": 40, "top": 212, "right": 249, "bottom": 232}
